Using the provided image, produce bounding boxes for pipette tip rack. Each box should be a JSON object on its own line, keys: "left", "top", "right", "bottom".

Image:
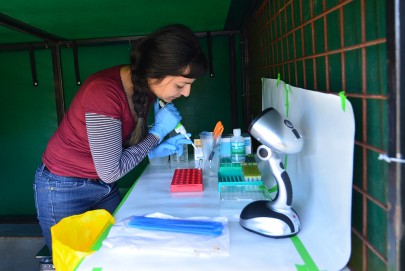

{"left": 170, "top": 168, "right": 203, "bottom": 192}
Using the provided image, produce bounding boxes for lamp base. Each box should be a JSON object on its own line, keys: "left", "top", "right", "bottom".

{"left": 239, "top": 200, "right": 301, "bottom": 238}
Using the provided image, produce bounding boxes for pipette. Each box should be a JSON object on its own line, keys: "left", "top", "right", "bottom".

{"left": 158, "top": 100, "right": 200, "bottom": 153}
{"left": 174, "top": 123, "right": 199, "bottom": 152}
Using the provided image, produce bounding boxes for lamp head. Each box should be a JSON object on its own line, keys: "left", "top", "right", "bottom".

{"left": 248, "top": 108, "right": 303, "bottom": 154}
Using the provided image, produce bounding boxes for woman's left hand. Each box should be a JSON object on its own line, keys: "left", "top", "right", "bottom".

{"left": 148, "top": 133, "right": 192, "bottom": 159}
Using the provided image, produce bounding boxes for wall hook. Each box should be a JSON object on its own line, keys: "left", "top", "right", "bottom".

{"left": 29, "top": 46, "right": 38, "bottom": 87}
{"left": 72, "top": 42, "right": 81, "bottom": 85}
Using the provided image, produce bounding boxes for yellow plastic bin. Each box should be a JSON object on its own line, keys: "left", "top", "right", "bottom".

{"left": 51, "top": 209, "right": 114, "bottom": 271}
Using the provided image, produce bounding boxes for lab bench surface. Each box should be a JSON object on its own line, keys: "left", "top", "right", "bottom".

{"left": 76, "top": 161, "right": 336, "bottom": 271}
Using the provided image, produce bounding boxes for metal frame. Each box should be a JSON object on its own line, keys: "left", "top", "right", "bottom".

{"left": 386, "top": 1, "right": 404, "bottom": 270}
{"left": 0, "top": 13, "right": 63, "bottom": 42}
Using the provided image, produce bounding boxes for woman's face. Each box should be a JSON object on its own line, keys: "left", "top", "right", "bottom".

{"left": 148, "top": 76, "right": 196, "bottom": 103}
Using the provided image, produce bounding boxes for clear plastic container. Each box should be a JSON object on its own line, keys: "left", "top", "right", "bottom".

{"left": 149, "top": 156, "right": 169, "bottom": 166}
{"left": 169, "top": 130, "right": 189, "bottom": 168}
{"left": 199, "top": 131, "right": 221, "bottom": 176}
{"left": 170, "top": 144, "right": 189, "bottom": 167}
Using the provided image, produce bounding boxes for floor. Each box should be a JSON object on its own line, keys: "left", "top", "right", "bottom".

{"left": 0, "top": 224, "right": 45, "bottom": 271}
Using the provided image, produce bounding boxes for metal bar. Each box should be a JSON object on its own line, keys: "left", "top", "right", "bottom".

{"left": 258, "top": 0, "right": 354, "bottom": 52}
{"left": 0, "top": 12, "right": 63, "bottom": 42}
{"left": 310, "top": 0, "right": 317, "bottom": 90}
{"left": 260, "top": 38, "right": 386, "bottom": 69}
{"left": 386, "top": 0, "right": 404, "bottom": 270}
{"left": 51, "top": 44, "right": 65, "bottom": 125}
{"left": 352, "top": 185, "right": 389, "bottom": 212}
{"left": 71, "top": 30, "right": 239, "bottom": 45}
{"left": 354, "top": 140, "right": 386, "bottom": 153}
{"left": 0, "top": 30, "right": 240, "bottom": 51}
{"left": 0, "top": 42, "right": 51, "bottom": 51}
{"left": 351, "top": 227, "right": 388, "bottom": 265}
{"left": 29, "top": 47, "right": 38, "bottom": 87}
{"left": 323, "top": 0, "right": 330, "bottom": 92}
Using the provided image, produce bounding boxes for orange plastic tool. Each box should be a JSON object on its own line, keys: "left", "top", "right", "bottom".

{"left": 208, "top": 121, "right": 224, "bottom": 162}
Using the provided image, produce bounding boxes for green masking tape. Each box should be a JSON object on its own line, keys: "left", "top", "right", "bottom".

{"left": 283, "top": 83, "right": 292, "bottom": 117}
{"left": 291, "top": 235, "right": 320, "bottom": 271}
{"left": 267, "top": 185, "right": 278, "bottom": 196}
{"left": 91, "top": 268, "right": 103, "bottom": 271}
{"left": 339, "top": 91, "right": 346, "bottom": 112}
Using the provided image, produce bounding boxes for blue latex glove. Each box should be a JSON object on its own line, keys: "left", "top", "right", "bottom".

{"left": 149, "top": 103, "right": 182, "bottom": 142}
{"left": 148, "top": 134, "right": 192, "bottom": 159}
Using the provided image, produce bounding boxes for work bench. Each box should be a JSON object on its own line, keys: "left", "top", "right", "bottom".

{"left": 75, "top": 160, "right": 347, "bottom": 271}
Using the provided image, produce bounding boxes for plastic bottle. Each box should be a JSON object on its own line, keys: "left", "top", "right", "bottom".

{"left": 231, "top": 128, "right": 246, "bottom": 163}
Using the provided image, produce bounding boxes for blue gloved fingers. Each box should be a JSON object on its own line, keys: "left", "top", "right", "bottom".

{"left": 176, "top": 138, "right": 192, "bottom": 145}
{"left": 176, "top": 133, "right": 192, "bottom": 145}
{"left": 166, "top": 134, "right": 192, "bottom": 156}
{"left": 165, "top": 134, "right": 192, "bottom": 145}
{"left": 161, "top": 103, "right": 181, "bottom": 119}
{"left": 148, "top": 143, "right": 177, "bottom": 159}
{"left": 149, "top": 103, "right": 182, "bottom": 142}
{"left": 176, "top": 144, "right": 184, "bottom": 156}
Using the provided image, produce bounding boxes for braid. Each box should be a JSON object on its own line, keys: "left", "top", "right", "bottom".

{"left": 128, "top": 39, "right": 153, "bottom": 145}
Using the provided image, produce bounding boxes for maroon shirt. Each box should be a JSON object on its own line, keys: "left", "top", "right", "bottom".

{"left": 43, "top": 66, "right": 136, "bottom": 178}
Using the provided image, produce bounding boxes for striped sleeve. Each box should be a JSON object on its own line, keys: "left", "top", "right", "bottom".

{"left": 85, "top": 112, "right": 158, "bottom": 183}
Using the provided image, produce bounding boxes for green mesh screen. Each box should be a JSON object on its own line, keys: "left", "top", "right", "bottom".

{"left": 244, "top": 0, "right": 388, "bottom": 270}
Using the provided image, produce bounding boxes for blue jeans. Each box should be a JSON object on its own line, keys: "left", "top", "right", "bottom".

{"left": 33, "top": 163, "right": 121, "bottom": 253}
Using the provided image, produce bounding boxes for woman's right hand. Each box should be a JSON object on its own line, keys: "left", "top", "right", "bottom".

{"left": 149, "top": 103, "right": 182, "bottom": 141}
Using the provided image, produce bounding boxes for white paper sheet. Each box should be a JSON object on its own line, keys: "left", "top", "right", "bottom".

{"left": 261, "top": 78, "right": 355, "bottom": 271}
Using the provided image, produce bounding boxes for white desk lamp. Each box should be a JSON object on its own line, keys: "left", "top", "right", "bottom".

{"left": 239, "top": 107, "right": 303, "bottom": 238}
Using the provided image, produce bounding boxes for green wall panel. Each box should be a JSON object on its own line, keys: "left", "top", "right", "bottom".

{"left": 0, "top": 49, "right": 57, "bottom": 215}
{"left": 61, "top": 44, "right": 132, "bottom": 109}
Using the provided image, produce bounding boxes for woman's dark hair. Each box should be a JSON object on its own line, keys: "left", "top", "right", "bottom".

{"left": 128, "top": 24, "right": 207, "bottom": 145}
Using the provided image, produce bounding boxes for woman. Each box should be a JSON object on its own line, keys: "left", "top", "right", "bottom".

{"left": 34, "top": 24, "right": 207, "bottom": 253}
